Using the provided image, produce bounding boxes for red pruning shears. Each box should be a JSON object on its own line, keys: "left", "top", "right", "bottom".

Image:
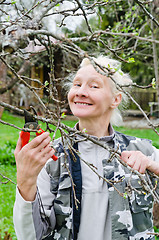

{"left": 20, "top": 108, "right": 58, "bottom": 161}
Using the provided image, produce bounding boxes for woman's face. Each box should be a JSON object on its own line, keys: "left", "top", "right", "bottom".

{"left": 68, "top": 64, "right": 119, "bottom": 122}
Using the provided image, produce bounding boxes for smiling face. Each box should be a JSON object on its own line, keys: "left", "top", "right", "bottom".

{"left": 68, "top": 64, "right": 121, "bottom": 124}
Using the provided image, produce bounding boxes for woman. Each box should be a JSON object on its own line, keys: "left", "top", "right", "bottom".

{"left": 13, "top": 56, "right": 159, "bottom": 240}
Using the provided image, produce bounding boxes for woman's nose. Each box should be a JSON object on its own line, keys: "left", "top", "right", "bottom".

{"left": 76, "top": 86, "right": 88, "bottom": 97}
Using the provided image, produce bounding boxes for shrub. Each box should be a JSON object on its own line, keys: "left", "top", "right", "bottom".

{"left": 0, "top": 141, "right": 16, "bottom": 165}
{"left": 0, "top": 231, "right": 12, "bottom": 240}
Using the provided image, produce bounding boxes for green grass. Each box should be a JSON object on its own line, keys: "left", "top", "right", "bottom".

{"left": 0, "top": 165, "right": 17, "bottom": 240}
{"left": 0, "top": 111, "right": 24, "bottom": 146}
{"left": 0, "top": 110, "right": 159, "bottom": 239}
{"left": 1, "top": 110, "right": 159, "bottom": 147}
{"left": 114, "top": 126, "right": 159, "bottom": 149}
{"left": 0, "top": 111, "right": 78, "bottom": 146}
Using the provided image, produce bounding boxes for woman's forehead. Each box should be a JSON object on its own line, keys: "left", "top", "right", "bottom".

{"left": 75, "top": 64, "right": 107, "bottom": 81}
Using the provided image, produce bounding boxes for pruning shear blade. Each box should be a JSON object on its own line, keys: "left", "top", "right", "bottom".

{"left": 20, "top": 108, "right": 58, "bottom": 161}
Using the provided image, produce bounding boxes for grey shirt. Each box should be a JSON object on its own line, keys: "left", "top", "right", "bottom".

{"left": 77, "top": 125, "right": 114, "bottom": 240}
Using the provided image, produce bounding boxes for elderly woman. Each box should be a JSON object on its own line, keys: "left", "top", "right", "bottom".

{"left": 13, "top": 56, "right": 159, "bottom": 240}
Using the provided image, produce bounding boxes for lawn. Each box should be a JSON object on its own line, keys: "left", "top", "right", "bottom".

{"left": 1, "top": 110, "right": 159, "bottom": 147}
{"left": 0, "top": 165, "right": 17, "bottom": 240}
{"left": 0, "top": 110, "right": 159, "bottom": 239}
{"left": 0, "top": 111, "right": 78, "bottom": 147}
{"left": 115, "top": 126, "right": 159, "bottom": 149}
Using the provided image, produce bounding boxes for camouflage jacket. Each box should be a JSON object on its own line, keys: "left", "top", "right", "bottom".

{"left": 44, "top": 131, "right": 158, "bottom": 240}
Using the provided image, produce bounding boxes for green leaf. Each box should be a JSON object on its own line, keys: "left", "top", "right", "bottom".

{"left": 5, "top": 15, "right": 10, "bottom": 22}
{"left": 151, "top": 78, "right": 156, "bottom": 89}
{"left": 119, "top": 71, "right": 123, "bottom": 76}
{"left": 114, "top": 66, "right": 120, "bottom": 72}
{"left": 128, "top": 58, "right": 135, "bottom": 63}
{"left": 82, "top": 128, "right": 87, "bottom": 133}
{"left": 61, "top": 112, "right": 66, "bottom": 119}
{"left": 44, "top": 81, "right": 49, "bottom": 87}
{"left": 123, "top": 192, "right": 127, "bottom": 199}
{"left": 37, "top": 129, "right": 42, "bottom": 134}
{"left": 11, "top": 0, "right": 16, "bottom": 4}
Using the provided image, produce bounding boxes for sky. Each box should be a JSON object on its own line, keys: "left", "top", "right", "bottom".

{"left": 1, "top": 0, "right": 95, "bottom": 36}
{"left": 44, "top": 1, "right": 84, "bottom": 34}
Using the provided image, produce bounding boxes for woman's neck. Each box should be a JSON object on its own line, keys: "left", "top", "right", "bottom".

{"left": 78, "top": 118, "right": 110, "bottom": 138}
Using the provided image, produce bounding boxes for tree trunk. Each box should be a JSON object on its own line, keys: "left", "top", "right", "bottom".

{"left": 151, "top": 3, "right": 159, "bottom": 228}
{"left": 151, "top": 3, "right": 159, "bottom": 115}
{"left": 0, "top": 61, "right": 8, "bottom": 118}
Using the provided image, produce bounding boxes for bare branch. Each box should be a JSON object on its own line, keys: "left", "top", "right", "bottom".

{"left": 70, "top": 31, "right": 159, "bottom": 45}
{"left": 0, "top": 60, "right": 30, "bottom": 94}
{"left": 74, "top": 0, "right": 93, "bottom": 33}
{"left": 0, "top": 173, "right": 16, "bottom": 185}
{"left": 135, "top": 0, "right": 159, "bottom": 27}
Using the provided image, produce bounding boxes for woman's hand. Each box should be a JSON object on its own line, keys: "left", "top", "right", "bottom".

{"left": 14, "top": 132, "right": 55, "bottom": 201}
{"left": 121, "top": 151, "right": 159, "bottom": 175}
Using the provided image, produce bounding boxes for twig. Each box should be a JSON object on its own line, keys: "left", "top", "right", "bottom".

{"left": 74, "top": 0, "right": 93, "bottom": 33}
{"left": 135, "top": 0, "right": 159, "bottom": 28}
{"left": 68, "top": 143, "right": 127, "bottom": 198}
{"left": 0, "top": 173, "right": 16, "bottom": 185}
{"left": 0, "top": 56, "right": 47, "bottom": 113}
{"left": 0, "top": 119, "right": 43, "bottom": 133}
{"left": 70, "top": 31, "right": 159, "bottom": 45}
{"left": 61, "top": 136, "right": 80, "bottom": 210}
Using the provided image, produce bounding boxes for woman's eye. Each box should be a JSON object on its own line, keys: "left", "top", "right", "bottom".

{"left": 73, "top": 83, "right": 81, "bottom": 87}
{"left": 91, "top": 85, "right": 98, "bottom": 88}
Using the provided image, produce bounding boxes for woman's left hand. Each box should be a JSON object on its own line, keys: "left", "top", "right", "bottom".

{"left": 121, "top": 151, "right": 155, "bottom": 174}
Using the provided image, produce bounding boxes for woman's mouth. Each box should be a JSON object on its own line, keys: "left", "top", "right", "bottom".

{"left": 75, "top": 102, "right": 92, "bottom": 106}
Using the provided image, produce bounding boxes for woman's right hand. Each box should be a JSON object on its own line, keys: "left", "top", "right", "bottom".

{"left": 14, "top": 132, "right": 55, "bottom": 201}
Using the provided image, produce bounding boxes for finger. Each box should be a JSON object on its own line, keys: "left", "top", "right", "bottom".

{"left": 138, "top": 156, "right": 150, "bottom": 174}
{"left": 38, "top": 147, "right": 55, "bottom": 166}
{"left": 139, "top": 164, "right": 146, "bottom": 174}
{"left": 45, "top": 148, "right": 55, "bottom": 160}
{"left": 127, "top": 156, "right": 136, "bottom": 168}
{"left": 42, "top": 148, "right": 55, "bottom": 160}
{"left": 36, "top": 135, "right": 52, "bottom": 152}
{"left": 28, "top": 132, "right": 50, "bottom": 149}
{"left": 121, "top": 151, "right": 136, "bottom": 168}
{"left": 121, "top": 151, "right": 133, "bottom": 163}
{"left": 132, "top": 158, "right": 141, "bottom": 172}
{"left": 40, "top": 143, "right": 55, "bottom": 157}
{"left": 14, "top": 133, "right": 22, "bottom": 156}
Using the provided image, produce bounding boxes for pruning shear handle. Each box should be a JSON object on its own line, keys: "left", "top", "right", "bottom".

{"left": 20, "top": 109, "right": 58, "bottom": 161}
{"left": 20, "top": 131, "right": 30, "bottom": 148}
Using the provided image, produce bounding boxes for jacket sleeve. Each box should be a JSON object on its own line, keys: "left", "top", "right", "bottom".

{"left": 152, "top": 146, "right": 159, "bottom": 162}
{"left": 13, "top": 166, "right": 56, "bottom": 240}
{"left": 150, "top": 146, "right": 159, "bottom": 193}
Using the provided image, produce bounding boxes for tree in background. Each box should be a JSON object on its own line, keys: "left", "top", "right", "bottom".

{"left": 66, "top": 0, "right": 159, "bottom": 86}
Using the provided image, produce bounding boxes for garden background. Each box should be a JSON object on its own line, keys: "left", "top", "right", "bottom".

{"left": 1, "top": 0, "right": 159, "bottom": 239}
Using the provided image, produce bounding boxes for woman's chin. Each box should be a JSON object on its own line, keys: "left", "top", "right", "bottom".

{"left": 73, "top": 113, "right": 94, "bottom": 121}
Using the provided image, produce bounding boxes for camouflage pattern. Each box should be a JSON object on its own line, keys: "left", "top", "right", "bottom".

{"left": 45, "top": 131, "right": 158, "bottom": 240}
{"left": 105, "top": 132, "right": 156, "bottom": 240}
{"left": 46, "top": 143, "right": 73, "bottom": 240}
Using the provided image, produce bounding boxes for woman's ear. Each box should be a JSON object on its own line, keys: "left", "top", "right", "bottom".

{"left": 111, "top": 93, "right": 122, "bottom": 109}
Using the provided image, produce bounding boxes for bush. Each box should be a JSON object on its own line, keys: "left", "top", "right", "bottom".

{"left": 0, "top": 231, "right": 12, "bottom": 240}
{"left": 0, "top": 141, "right": 16, "bottom": 165}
